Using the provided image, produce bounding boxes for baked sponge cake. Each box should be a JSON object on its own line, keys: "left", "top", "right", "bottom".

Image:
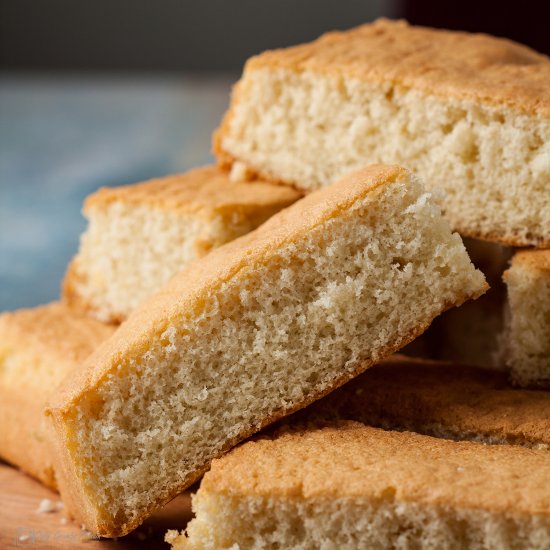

{"left": 502, "top": 250, "right": 550, "bottom": 388}
{"left": 0, "top": 303, "right": 114, "bottom": 489}
{"left": 47, "top": 164, "right": 486, "bottom": 536}
{"left": 215, "top": 19, "right": 550, "bottom": 247}
{"left": 291, "top": 355, "right": 550, "bottom": 449}
{"left": 63, "top": 165, "right": 300, "bottom": 323}
{"left": 170, "top": 422, "right": 550, "bottom": 550}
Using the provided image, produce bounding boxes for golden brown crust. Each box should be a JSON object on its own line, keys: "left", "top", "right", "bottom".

{"left": 0, "top": 303, "right": 114, "bottom": 378}
{"left": 204, "top": 422, "right": 550, "bottom": 516}
{"left": 506, "top": 249, "right": 550, "bottom": 276}
{"left": 0, "top": 388, "right": 57, "bottom": 489}
{"left": 0, "top": 303, "right": 114, "bottom": 489}
{"left": 451, "top": 224, "right": 550, "bottom": 250}
{"left": 290, "top": 355, "right": 550, "bottom": 448}
{"left": 83, "top": 165, "right": 301, "bottom": 219}
{"left": 243, "top": 19, "right": 550, "bottom": 117}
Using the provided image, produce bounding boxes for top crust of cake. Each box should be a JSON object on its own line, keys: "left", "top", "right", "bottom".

{"left": 84, "top": 166, "right": 301, "bottom": 219}
{"left": 243, "top": 18, "right": 550, "bottom": 118}
{"left": 295, "top": 355, "right": 550, "bottom": 447}
{"left": 506, "top": 249, "right": 550, "bottom": 275}
{"left": 0, "top": 303, "right": 114, "bottom": 386}
{"left": 204, "top": 422, "right": 550, "bottom": 516}
{"left": 50, "top": 164, "right": 428, "bottom": 413}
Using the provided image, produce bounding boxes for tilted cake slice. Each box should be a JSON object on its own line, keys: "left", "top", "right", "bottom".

{"left": 0, "top": 303, "right": 114, "bottom": 489}
{"left": 501, "top": 250, "right": 550, "bottom": 388}
{"left": 215, "top": 19, "right": 550, "bottom": 247}
{"left": 170, "top": 423, "right": 550, "bottom": 550}
{"left": 47, "top": 164, "right": 486, "bottom": 537}
{"left": 290, "top": 355, "right": 550, "bottom": 449}
{"left": 63, "top": 165, "right": 300, "bottom": 323}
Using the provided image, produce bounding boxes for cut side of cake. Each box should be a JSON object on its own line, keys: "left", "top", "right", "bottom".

{"left": 63, "top": 165, "right": 300, "bottom": 323}
{"left": 502, "top": 249, "right": 550, "bottom": 388}
{"left": 0, "top": 303, "right": 114, "bottom": 489}
{"left": 47, "top": 164, "right": 486, "bottom": 537}
{"left": 215, "top": 19, "right": 550, "bottom": 247}
{"left": 169, "top": 422, "right": 550, "bottom": 550}
{"left": 289, "top": 355, "right": 550, "bottom": 449}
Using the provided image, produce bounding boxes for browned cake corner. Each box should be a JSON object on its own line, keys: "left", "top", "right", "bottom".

{"left": 82, "top": 165, "right": 300, "bottom": 217}
{"left": 0, "top": 303, "right": 114, "bottom": 489}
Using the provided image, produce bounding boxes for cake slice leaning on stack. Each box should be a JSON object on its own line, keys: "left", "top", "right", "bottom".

{"left": 47, "top": 164, "right": 486, "bottom": 536}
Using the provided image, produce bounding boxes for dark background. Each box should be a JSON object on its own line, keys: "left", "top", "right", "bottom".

{"left": 1, "top": 0, "right": 548, "bottom": 74}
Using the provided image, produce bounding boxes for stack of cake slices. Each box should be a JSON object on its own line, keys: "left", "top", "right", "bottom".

{"left": 1, "top": 18, "right": 548, "bottom": 549}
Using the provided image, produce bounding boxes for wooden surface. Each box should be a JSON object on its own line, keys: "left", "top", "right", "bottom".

{"left": 0, "top": 461, "right": 193, "bottom": 549}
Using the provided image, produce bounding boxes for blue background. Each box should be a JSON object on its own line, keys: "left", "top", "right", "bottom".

{"left": 0, "top": 75, "right": 233, "bottom": 311}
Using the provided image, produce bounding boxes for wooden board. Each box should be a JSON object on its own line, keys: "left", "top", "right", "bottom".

{"left": 0, "top": 461, "right": 193, "bottom": 549}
